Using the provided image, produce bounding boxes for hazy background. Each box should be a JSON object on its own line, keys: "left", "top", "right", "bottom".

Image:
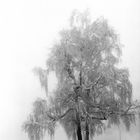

{"left": 0, "top": 0, "right": 140, "bottom": 140}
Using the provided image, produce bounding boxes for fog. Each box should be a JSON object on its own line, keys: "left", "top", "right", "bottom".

{"left": 0, "top": 0, "right": 140, "bottom": 140}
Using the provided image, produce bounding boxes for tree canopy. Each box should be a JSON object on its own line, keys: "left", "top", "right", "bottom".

{"left": 23, "top": 10, "right": 140, "bottom": 140}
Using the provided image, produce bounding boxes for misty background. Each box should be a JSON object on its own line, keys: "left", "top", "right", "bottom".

{"left": 0, "top": 0, "right": 140, "bottom": 140}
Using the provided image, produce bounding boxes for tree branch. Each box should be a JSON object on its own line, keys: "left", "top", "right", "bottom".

{"left": 46, "top": 108, "right": 76, "bottom": 121}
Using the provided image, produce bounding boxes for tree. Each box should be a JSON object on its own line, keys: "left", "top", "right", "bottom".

{"left": 23, "top": 10, "right": 140, "bottom": 140}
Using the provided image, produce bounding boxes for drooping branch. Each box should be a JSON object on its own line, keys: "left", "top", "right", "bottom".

{"left": 33, "top": 67, "right": 49, "bottom": 96}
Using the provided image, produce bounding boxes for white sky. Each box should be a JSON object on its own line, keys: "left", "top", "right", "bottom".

{"left": 0, "top": 0, "right": 140, "bottom": 140}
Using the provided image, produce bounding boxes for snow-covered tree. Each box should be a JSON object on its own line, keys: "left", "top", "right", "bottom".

{"left": 23, "top": 10, "right": 140, "bottom": 140}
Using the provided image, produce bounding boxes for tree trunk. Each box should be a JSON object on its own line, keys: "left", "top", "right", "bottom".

{"left": 76, "top": 63, "right": 83, "bottom": 140}
{"left": 85, "top": 121, "right": 89, "bottom": 140}
{"left": 85, "top": 90, "right": 90, "bottom": 140}
{"left": 77, "top": 122, "right": 82, "bottom": 140}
